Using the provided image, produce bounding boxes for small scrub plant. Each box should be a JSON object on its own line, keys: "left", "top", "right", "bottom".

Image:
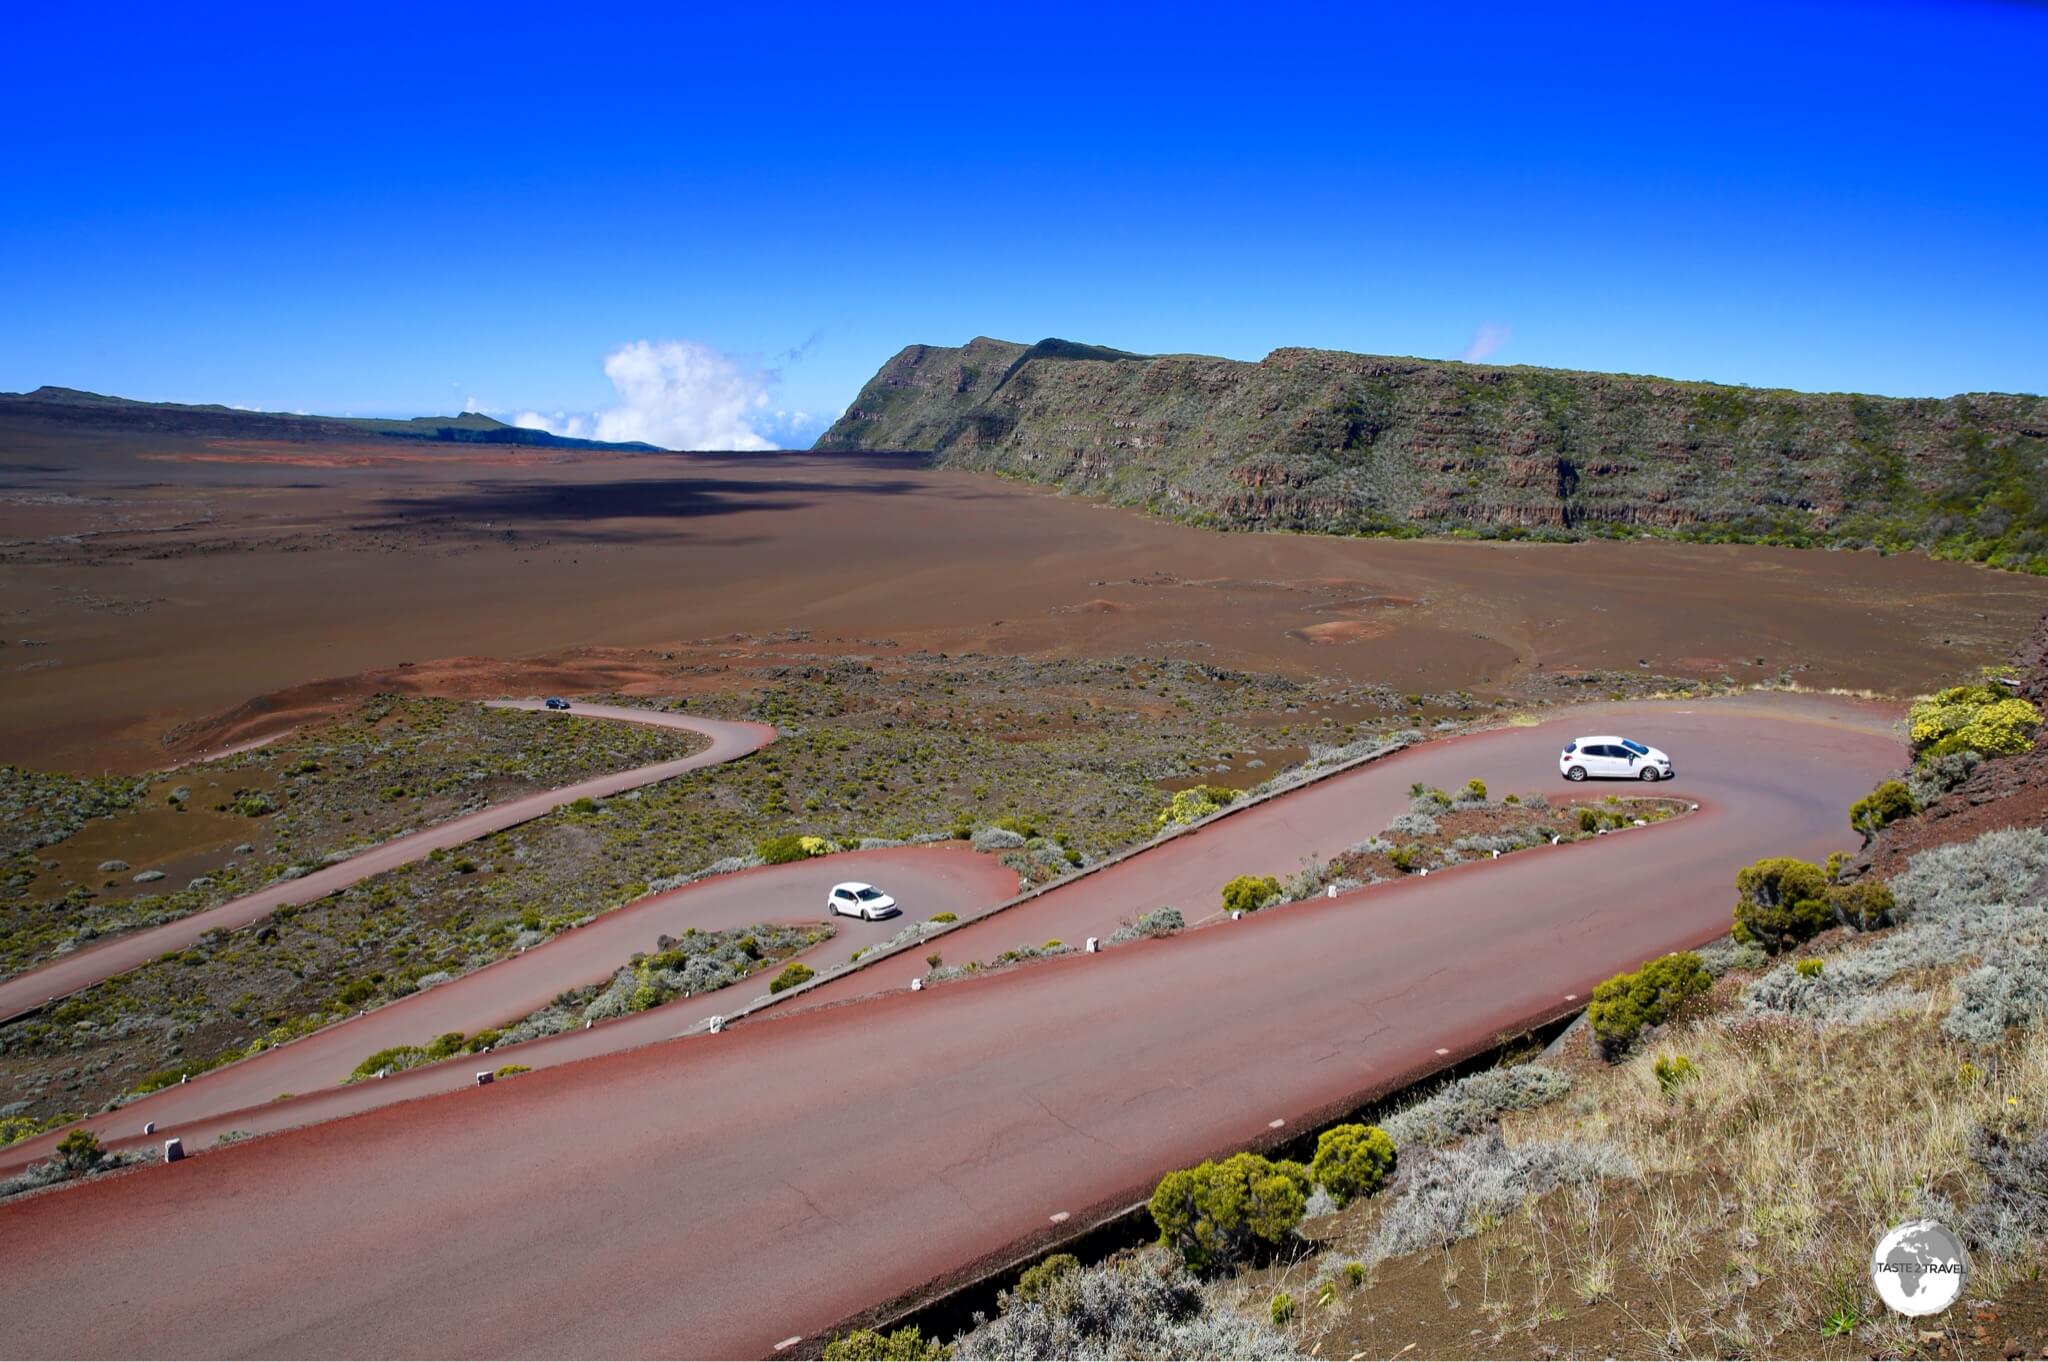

{"left": 820, "top": 1326, "right": 950, "bottom": 1361}
{"left": 494, "top": 1063, "right": 531, "bottom": 1078}
{"left": 1795, "top": 957, "right": 1825, "bottom": 979}
{"left": 1013, "top": 1252, "right": 1079, "bottom": 1304}
{"left": 1829, "top": 878, "right": 1898, "bottom": 932}
{"left": 1588, "top": 951, "right": 1711, "bottom": 1057}
{"left": 1731, "top": 857, "right": 1832, "bottom": 953}
{"left": 1108, "top": 905, "right": 1184, "bottom": 944}
{"left": 1344, "top": 1260, "right": 1366, "bottom": 1287}
{"left": 1308, "top": 1123, "right": 1396, "bottom": 1207}
{"left": 928, "top": 912, "right": 957, "bottom": 924}
{"left": 1653, "top": 1053, "right": 1698, "bottom": 1096}
{"left": 1462, "top": 778, "right": 1488, "bottom": 802}
{"left": 1849, "top": 779, "right": 1917, "bottom": 840}
{"left": 1149, "top": 1151, "right": 1311, "bottom": 1270}
{"left": 769, "top": 962, "right": 815, "bottom": 993}
{"left": 1156, "top": 785, "right": 1237, "bottom": 830}
{"left": 1269, "top": 1292, "right": 1295, "bottom": 1326}
{"left": 55, "top": 1127, "right": 103, "bottom": 1174}
{"left": 1221, "top": 874, "right": 1282, "bottom": 915}
{"left": 757, "top": 833, "right": 821, "bottom": 864}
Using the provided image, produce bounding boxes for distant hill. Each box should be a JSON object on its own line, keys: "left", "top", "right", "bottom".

{"left": 0, "top": 386, "right": 661, "bottom": 452}
{"left": 817, "top": 338, "right": 2048, "bottom": 573}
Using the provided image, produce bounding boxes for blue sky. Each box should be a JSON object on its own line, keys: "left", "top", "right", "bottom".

{"left": 2, "top": 1, "right": 2043, "bottom": 447}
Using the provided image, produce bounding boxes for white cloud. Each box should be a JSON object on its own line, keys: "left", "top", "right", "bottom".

{"left": 516, "top": 339, "right": 781, "bottom": 450}
{"left": 1459, "top": 322, "right": 1513, "bottom": 363}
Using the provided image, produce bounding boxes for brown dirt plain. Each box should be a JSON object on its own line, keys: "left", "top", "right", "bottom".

{"left": 3, "top": 429, "right": 2045, "bottom": 773}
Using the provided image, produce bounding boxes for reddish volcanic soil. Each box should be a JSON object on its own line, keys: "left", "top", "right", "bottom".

{"left": 2, "top": 440, "right": 2043, "bottom": 771}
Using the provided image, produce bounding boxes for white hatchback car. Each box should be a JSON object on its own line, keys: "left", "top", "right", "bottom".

{"left": 826, "top": 881, "right": 900, "bottom": 921}
{"left": 1560, "top": 736, "right": 1674, "bottom": 782}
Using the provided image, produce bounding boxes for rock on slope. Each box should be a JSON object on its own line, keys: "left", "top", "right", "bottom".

{"left": 817, "top": 337, "right": 2048, "bottom": 568}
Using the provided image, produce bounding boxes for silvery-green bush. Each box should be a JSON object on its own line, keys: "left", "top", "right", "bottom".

{"left": 952, "top": 1248, "right": 1297, "bottom": 1361}
{"left": 1747, "top": 828, "right": 2048, "bottom": 1033}
{"left": 1108, "top": 906, "right": 1184, "bottom": 945}
{"left": 1379, "top": 1066, "right": 1572, "bottom": 1150}
{"left": 1372, "top": 1133, "right": 1631, "bottom": 1259}
{"left": 1964, "top": 1123, "right": 2048, "bottom": 1260}
{"left": 1945, "top": 949, "right": 2048, "bottom": 1047}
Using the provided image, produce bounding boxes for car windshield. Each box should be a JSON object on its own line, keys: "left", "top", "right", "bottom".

{"left": 1622, "top": 740, "right": 1650, "bottom": 755}
{"left": 857, "top": 887, "right": 885, "bottom": 900}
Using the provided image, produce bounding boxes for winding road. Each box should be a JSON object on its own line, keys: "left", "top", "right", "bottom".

{"left": 0, "top": 694, "right": 1903, "bottom": 1358}
{"left": 0, "top": 701, "right": 778, "bottom": 1024}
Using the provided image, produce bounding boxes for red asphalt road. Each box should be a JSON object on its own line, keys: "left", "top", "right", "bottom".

{"left": 0, "top": 847, "right": 1016, "bottom": 1178}
{"left": 0, "top": 695, "right": 1903, "bottom": 1359}
{"left": 0, "top": 702, "right": 776, "bottom": 1024}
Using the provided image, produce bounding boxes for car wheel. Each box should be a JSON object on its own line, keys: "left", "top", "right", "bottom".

{"left": 1639, "top": 767, "right": 1661, "bottom": 782}
{"left": 1566, "top": 766, "right": 1587, "bottom": 782}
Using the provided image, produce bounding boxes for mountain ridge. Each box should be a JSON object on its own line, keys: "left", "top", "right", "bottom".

{"left": 816, "top": 337, "right": 2048, "bottom": 572}
{"left": 0, "top": 386, "right": 661, "bottom": 452}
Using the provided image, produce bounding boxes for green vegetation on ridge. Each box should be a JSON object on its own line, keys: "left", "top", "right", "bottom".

{"left": 818, "top": 337, "right": 2048, "bottom": 572}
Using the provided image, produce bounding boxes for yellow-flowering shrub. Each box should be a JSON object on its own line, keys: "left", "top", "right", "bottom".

{"left": 1908, "top": 685, "right": 2039, "bottom": 757}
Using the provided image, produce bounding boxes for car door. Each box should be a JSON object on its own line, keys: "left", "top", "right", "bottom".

{"left": 1590, "top": 744, "right": 1627, "bottom": 777}
{"left": 829, "top": 888, "right": 851, "bottom": 916}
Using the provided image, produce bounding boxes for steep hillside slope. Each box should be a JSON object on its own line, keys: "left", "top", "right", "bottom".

{"left": 817, "top": 339, "right": 2048, "bottom": 571}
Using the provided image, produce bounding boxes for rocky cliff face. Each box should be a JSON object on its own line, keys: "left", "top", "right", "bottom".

{"left": 817, "top": 338, "right": 2048, "bottom": 570}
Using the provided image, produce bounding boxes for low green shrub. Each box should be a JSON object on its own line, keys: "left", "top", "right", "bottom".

{"left": 1588, "top": 952, "right": 1711, "bottom": 1057}
{"left": 928, "top": 912, "right": 957, "bottom": 924}
{"left": 55, "top": 1127, "right": 102, "bottom": 1173}
{"left": 1849, "top": 780, "right": 1917, "bottom": 840}
{"left": 1221, "top": 874, "right": 1281, "bottom": 915}
{"left": 1732, "top": 857, "right": 1832, "bottom": 953}
{"left": 821, "top": 1326, "right": 950, "bottom": 1361}
{"left": 1829, "top": 878, "right": 1898, "bottom": 932}
{"left": 1795, "top": 957, "right": 1825, "bottom": 978}
{"left": 757, "top": 833, "right": 815, "bottom": 864}
{"left": 769, "top": 962, "right": 815, "bottom": 993}
{"left": 1653, "top": 1053, "right": 1698, "bottom": 1096}
{"left": 1149, "top": 1151, "right": 1310, "bottom": 1270}
{"left": 1270, "top": 1292, "right": 1295, "bottom": 1326}
{"left": 1013, "top": 1252, "right": 1079, "bottom": 1304}
{"left": 1463, "top": 778, "right": 1488, "bottom": 801}
{"left": 1309, "top": 1124, "right": 1396, "bottom": 1207}
{"left": 494, "top": 1063, "right": 531, "bottom": 1078}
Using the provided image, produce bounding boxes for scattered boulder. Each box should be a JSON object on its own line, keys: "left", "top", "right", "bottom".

{"left": 132, "top": 869, "right": 165, "bottom": 884}
{"left": 98, "top": 859, "right": 128, "bottom": 873}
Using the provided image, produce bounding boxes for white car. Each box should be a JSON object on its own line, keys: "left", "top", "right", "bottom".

{"left": 1560, "top": 735, "right": 1674, "bottom": 782}
{"left": 827, "top": 881, "right": 899, "bottom": 921}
